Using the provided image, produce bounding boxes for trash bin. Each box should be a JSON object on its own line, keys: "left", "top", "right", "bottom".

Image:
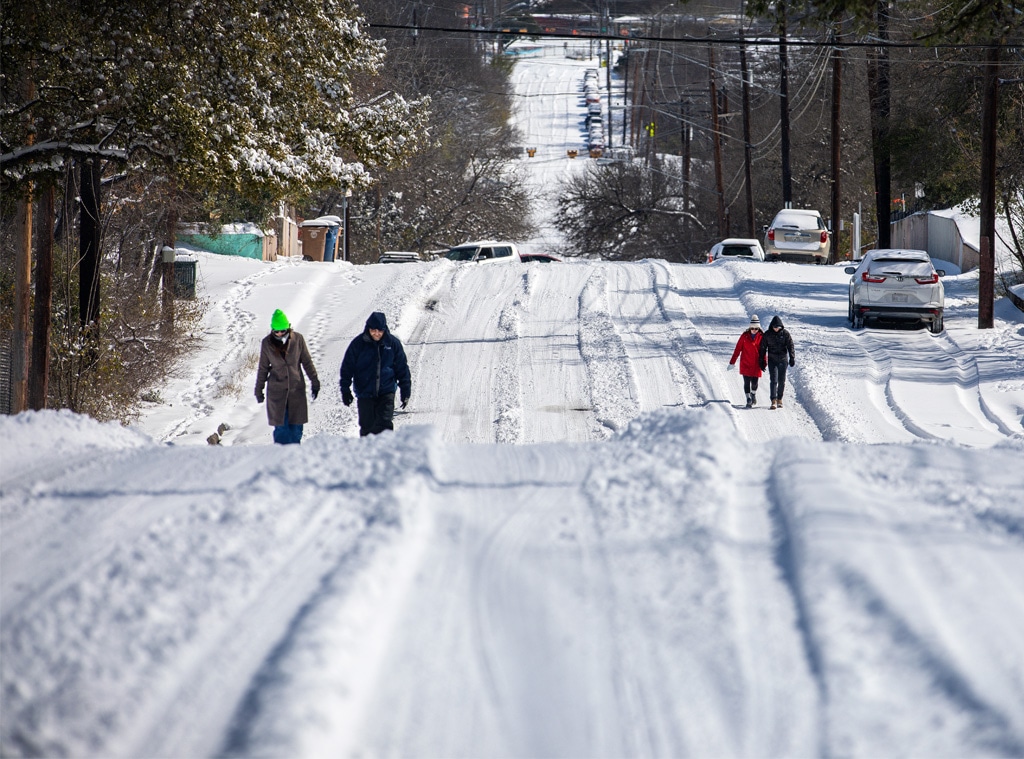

{"left": 174, "top": 257, "right": 197, "bottom": 299}
{"left": 299, "top": 221, "right": 329, "bottom": 261}
{"left": 323, "top": 224, "right": 339, "bottom": 262}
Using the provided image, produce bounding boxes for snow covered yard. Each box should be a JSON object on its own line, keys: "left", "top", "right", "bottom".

{"left": 4, "top": 37, "right": 1024, "bottom": 759}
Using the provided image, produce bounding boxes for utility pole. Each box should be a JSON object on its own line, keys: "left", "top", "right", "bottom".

{"left": 739, "top": 25, "right": 755, "bottom": 238}
{"left": 709, "top": 45, "right": 726, "bottom": 237}
{"left": 869, "top": 0, "right": 891, "bottom": 247}
{"left": 29, "top": 183, "right": 54, "bottom": 410}
{"left": 778, "top": 6, "right": 793, "bottom": 206}
{"left": 12, "top": 186, "right": 31, "bottom": 414}
{"left": 830, "top": 31, "right": 843, "bottom": 262}
{"left": 979, "top": 44, "right": 999, "bottom": 329}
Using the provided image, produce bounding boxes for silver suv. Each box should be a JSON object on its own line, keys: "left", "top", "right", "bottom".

{"left": 846, "top": 248, "right": 945, "bottom": 333}
{"left": 764, "top": 209, "right": 831, "bottom": 264}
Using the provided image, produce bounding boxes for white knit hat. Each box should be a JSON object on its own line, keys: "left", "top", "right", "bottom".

{"left": 749, "top": 315, "right": 760, "bottom": 327}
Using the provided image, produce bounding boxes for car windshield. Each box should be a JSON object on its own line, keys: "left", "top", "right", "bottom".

{"left": 445, "top": 246, "right": 478, "bottom": 261}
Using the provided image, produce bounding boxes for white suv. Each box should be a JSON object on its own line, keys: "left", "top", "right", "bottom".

{"left": 444, "top": 240, "right": 521, "bottom": 265}
{"left": 846, "top": 248, "right": 946, "bottom": 333}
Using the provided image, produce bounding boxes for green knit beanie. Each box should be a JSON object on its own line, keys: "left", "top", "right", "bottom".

{"left": 270, "top": 309, "right": 290, "bottom": 331}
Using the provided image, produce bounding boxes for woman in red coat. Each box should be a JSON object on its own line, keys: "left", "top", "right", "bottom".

{"left": 729, "top": 314, "right": 764, "bottom": 407}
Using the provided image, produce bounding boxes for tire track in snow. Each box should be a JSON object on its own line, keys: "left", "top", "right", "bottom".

{"left": 577, "top": 266, "right": 640, "bottom": 437}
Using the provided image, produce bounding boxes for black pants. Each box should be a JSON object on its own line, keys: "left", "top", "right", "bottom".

{"left": 357, "top": 393, "right": 395, "bottom": 436}
{"left": 767, "top": 361, "right": 788, "bottom": 400}
{"left": 743, "top": 375, "right": 759, "bottom": 395}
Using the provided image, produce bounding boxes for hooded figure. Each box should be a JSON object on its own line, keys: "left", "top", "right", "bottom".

{"left": 758, "top": 315, "right": 796, "bottom": 409}
{"left": 339, "top": 311, "right": 411, "bottom": 436}
{"left": 255, "top": 309, "right": 320, "bottom": 444}
{"left": 729, "top": 314, "right": 764, "bottom": 407}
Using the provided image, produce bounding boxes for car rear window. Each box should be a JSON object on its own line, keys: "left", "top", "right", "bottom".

{"left": 774, "top": 213, "right": 822, "bottom": 230}
{"left": 868, "top": 260, "right": 933, "bottom": 276}
{"left": 722, "top": 245, "right": 755, "bottom": 256}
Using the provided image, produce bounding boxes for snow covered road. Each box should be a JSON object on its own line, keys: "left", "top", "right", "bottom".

{"left": 4, "top": 38, "right": 1024, "bottom": 759}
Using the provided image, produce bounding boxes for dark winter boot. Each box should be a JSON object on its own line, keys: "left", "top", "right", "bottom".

{"left": 745, "top": 392, "right": 753, "bottom": 408}
{"left": 750, "top": 391, "right": 757, "bottom": 407}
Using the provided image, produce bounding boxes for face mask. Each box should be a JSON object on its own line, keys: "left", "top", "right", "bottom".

{"left": 273, "top": 332, "right": 288, "bottom": 343}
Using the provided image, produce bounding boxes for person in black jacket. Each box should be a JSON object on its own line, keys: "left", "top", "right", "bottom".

{"left": 339, "top": 312, "right": 411, "bottom": 436}
{"left": 758, "top": 315, "right": 796, "bottom": 410}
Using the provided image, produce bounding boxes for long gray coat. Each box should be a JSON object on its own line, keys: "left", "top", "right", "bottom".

{"left": 255, "top": 331, "right": 319, "bottom": 426}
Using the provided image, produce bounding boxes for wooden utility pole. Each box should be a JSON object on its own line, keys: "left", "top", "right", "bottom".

{"left": 79, "top": 158, "right": 102, "bottom": 329}
{"left": 979, "top": 44, "right": 999, "bottom": 329}
{"left": 739, "top": 27, "right": 756, "bottom": 238}
{"left": 29, "top": 184, "right": 55, "bottom": 410}
{"left": 12, "top": 188, "right": 32, "bottom": 414}
{"left": 869, "top": 0, "right": 892, "bottom": 247}
{"left": 830, "top": 32, "right": 843, "bottom": 262}
{"left": 709, "top": 46, "right": 726, "bottom": 237}
{"left": 778, "top": 7, "right": 793, "bottom": 205}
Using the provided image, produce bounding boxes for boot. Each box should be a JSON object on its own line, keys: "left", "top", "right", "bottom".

{"left": 745, "top": 392, "right": 753, "bottom": 408}
{"left": 770, "top": 399, "right": 777, "bottom": 410}
{"left": 750, "top": 392, "right": 757, "bottom": 407}
{"left": 777, "top": 398, "right": 783, "bottom": 408}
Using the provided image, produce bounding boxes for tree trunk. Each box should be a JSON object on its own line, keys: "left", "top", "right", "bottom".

{"left": 29, "top": 183, "right": 55, "bottom": 410}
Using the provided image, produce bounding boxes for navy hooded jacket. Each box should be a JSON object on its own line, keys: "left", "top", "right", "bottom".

{"left": 339, "top": 312, "right": 411, "bottom": 400}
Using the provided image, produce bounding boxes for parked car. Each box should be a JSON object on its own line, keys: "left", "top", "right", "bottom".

{"left": 764, "top": 208, "right": 831, "bottom": 264}
{"left": 519, "top": 252, "right": 562, "bottom": 263}
{"left": 378, "top": 251, "right": 421, "bottom": 264}
{"left": 846, "top": 248, "right": 946, "bottom": 332}
{"left": 707, "top": 238, "right": 766, "bottom": 263}
{"left": 444, "top": 240, "right": 521, "bottom": 264}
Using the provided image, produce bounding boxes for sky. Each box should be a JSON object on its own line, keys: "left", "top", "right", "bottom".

{"left": 2, "top": 39, "right": 1024, "bottom": 759}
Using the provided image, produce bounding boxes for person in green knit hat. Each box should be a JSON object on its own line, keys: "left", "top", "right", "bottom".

{"left": 254, "top": 309, "right": 320, "bottom": 444}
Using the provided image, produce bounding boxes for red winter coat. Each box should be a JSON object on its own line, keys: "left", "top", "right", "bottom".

{"left": 730, "top": 329, "right": 764, "bottom": 377}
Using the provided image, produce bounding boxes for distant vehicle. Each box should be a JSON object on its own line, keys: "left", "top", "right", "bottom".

{"left": 764, "top": 208, "right": 831, "bottom": 264}
{"left": 444, "top": 240, "right": 521, "bottom": 265}
{"left": 846, "top": 248, "right": 946, "bottom": 332}
{"left": 519, "top": 253, "right": 562, "bottom": 263}
{"left": 378, "top": 251, "right": 421, "bottom": 264}
{"left": 707, "top": 238, "right": 766, "bottom": 263}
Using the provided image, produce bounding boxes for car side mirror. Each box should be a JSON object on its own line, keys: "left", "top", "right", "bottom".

{"left": 936, "top": 269, "right": 946, "bottom": 277}
{"left": 761, "top": 225, "right": 768, "bottom": 233}
{"left": 844, "top": 267, "right": 857, "bottom": 275}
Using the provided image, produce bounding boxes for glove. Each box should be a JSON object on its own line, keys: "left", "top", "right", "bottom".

{"left": 311, "top": 381, "right": 320, "bottom": 400}
{"left": 255, "top": 391, "right": 265, "bottom": 403}
{"left": 341, "top": 387, "right": 353, "bottom": 406}
{"left": 727, "top": 363, "right": 734, "bottom": 372}
{"left": 789, "top": 360, "right": 795, "bottom": 367}
{"left": 759, "top": 360, "right": 767, "bottom": 371}
{"left": 401, "top": 395, "right": 409, "bottom": 410}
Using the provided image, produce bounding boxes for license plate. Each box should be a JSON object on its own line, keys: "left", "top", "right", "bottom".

{"left": 891, "top": 293, "right": 908, "bottom": 303}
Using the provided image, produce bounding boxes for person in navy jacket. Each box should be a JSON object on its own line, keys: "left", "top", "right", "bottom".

{"left": 339, "top": 312, "right": 411, "bottom": 436}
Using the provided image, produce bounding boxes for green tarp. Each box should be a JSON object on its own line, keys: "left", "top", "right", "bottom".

{"left": 177, "top": 233, "right": 263, "bottom": 260}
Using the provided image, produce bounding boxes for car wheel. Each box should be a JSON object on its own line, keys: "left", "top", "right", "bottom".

{"left": 853, "top": 309, "right": 864, "bottom": 330}
{"left": 929, "top": 313, "right": 944, "bottom": 334}
{"left": 848, "top": 298, "right": 854, "bottom": 323}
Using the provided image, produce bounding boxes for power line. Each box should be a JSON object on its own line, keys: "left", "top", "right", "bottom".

{"left": 368, "top": 22, "right": 1023, "bottom": 50}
